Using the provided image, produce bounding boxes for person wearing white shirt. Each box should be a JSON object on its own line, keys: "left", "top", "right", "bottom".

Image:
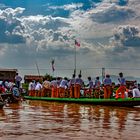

{"left": 28, "top": 80, "right": 36, "bottom": 96}
{"left": 132, "top": 85, "right": 140, "bottom": 98}
{"left": 15, "top": 73, "right": 22, "bottom": 89}
{"left": 59, "top": 77, "right": 68, "bottom": 98}
{"left": 35, "top": 81, "right": 42, "bottom": 96}
{"left": 74, "top": 74, "right": 84, "bottom": 98}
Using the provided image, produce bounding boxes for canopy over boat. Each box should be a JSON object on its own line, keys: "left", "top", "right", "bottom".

{"left": 24, "top": 96, "right": 140, "bottom": 107}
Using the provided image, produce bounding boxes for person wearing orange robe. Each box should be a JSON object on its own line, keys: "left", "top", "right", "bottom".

{"left": 84, "top": 76, "right": 94, "bottom": 97}
{"left": 41, "top": 77, "right": 51, "bottom": 97}
{"left": 115, "top": 72, "right": 126, "bottom": 99}
{"left": 28, "top": 80, "right": 36, "bottom": 96}
{"left": 94, "top": 77, "right": 101, "bottom": 98}
{"left": 50, "top": 78, "right": 57, "bottom": 98}
{"left": 103, "top": 74, "right": 112, "bottom": 99}
{"left": 69, "top": 74, "right": 75, "bottom": 98}
{"left": 59, "top": 77, "right": 68, "bottom": 98}
{"left": 74, "top": 74, "right": 84, "bottom": 98}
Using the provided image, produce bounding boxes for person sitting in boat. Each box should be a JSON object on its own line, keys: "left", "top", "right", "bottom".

{"left": 74, "top": 74, "right": 84, "bottom": 98}
{"left": 115, "top": 72, "right": 127, "bottom": 99}
{"left": 0, "top": 82, "right": 6, "bottom": 94}
{"left": 103, "top": 74, "right": 112, "bottom": 99}
{"left": 59, "top": 77, "right": 68, "bottom": 98}
{"left": 94, "top": 77, "right": 101, "bottom": 98}
{"left": 12, "top": 85, "right": 21, "bottom": 101}
{"left": 131, "top": 84, "right": 140, "bottom": 98}
{"left": 84, "top": 76, "right": 94, "bottom": 98}
{"left": 69, "top": 74, "right": 76, "bottom": 98}
{"left": 3, "top": 80, "right": 9, "bottom": 92}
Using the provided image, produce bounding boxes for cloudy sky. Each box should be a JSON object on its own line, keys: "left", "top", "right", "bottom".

{"left": 0, "top": 0, "right": 140, "bottom": 80}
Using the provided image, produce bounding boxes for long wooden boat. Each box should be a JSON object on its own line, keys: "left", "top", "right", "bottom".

{"left": 24, "top": 96, "right": 140, "bottom": 107}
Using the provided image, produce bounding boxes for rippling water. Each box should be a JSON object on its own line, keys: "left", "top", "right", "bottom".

{"left": 0, "top": 101, "right": 140, "bottom": 140}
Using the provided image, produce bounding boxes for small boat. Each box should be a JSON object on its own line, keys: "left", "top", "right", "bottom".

{"left": 24, "top": 96, "right": 140, "bottom": 107}
{"left": 1, "top": 93, "right": 20, "bottom": 103}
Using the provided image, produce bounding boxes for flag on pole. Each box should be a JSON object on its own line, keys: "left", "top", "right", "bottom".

{"left": 75, "top": 40, "right": 80, "bottom": 47}
{"left": 51, "top": 59, "right": 55, "bottom": 72}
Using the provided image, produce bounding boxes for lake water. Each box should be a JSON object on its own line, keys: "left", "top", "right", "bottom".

{"left": 0, "top": 100, "right": 140, "bottom": 140}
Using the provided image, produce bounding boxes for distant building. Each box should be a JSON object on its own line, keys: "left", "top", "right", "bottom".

{"left": 24, "top": 75, "right": 44, "bottom": 83}
{"left": 0, "top": 68, "right": 17, "bottom": 81}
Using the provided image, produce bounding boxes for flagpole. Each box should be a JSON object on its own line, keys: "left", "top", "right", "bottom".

{"left": 74, "top": 43, "right": 77, "bottom": 76}
{"left": 51, "top": 59, "right": 55, "bottom": 77}
{"left": 35, "top": 60, "right": 40, "bottom": 76}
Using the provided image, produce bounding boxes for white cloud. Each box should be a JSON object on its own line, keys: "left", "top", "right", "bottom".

{"left": 48, "top": 3, "right": 83, "bottom": 11}
{"left": 0, "top": 7, "right": 25, "bottom": 44}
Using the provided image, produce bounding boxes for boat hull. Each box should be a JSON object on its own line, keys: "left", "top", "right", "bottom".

{"left": 24, "top": 96, "right": 140, "bottom": 107}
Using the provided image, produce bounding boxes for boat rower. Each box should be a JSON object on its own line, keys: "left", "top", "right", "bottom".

{"left": 84, "top": 76, "right": 94, "bottom": 97}
{"left": 69, "top": 74, "right": 76, "bottom": 98}
{"left": 74, "top": 74, "right": 84, "bottom": 98}
{"left": 94, "top": 77, "right": 101, "bottom": 98}
{"left": 115, "top": 72, "right": 127, "bottom": 99}
{"left": 103, "top": 74, "right": 112, "bottom": 99}
{"left": 59, "top": 77, "right": 68, "bottom": 98}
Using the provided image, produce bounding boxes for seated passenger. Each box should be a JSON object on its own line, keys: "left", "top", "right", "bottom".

{"left": 12, "top": 85, "right": 21, "bottom": 101}
{"left": 12, "top": 85, "right": 20, "bottom": 97}
{"left": 132, "top": 85, "right": 140, "bottom": 98}
{"left": 0, "top": 84, "right": 5, "bottom": 94}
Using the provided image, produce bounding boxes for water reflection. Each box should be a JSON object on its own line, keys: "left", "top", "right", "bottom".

{"left": 0, "top": 101, "right": 140, "bottom": 140}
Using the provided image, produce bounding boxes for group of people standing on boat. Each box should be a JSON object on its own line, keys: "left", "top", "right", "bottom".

{"left": 28, "top": 72, "right": 140, "bottom": 99}
{"left": 28, "top": 73, "right": 84, "bottom": 98}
